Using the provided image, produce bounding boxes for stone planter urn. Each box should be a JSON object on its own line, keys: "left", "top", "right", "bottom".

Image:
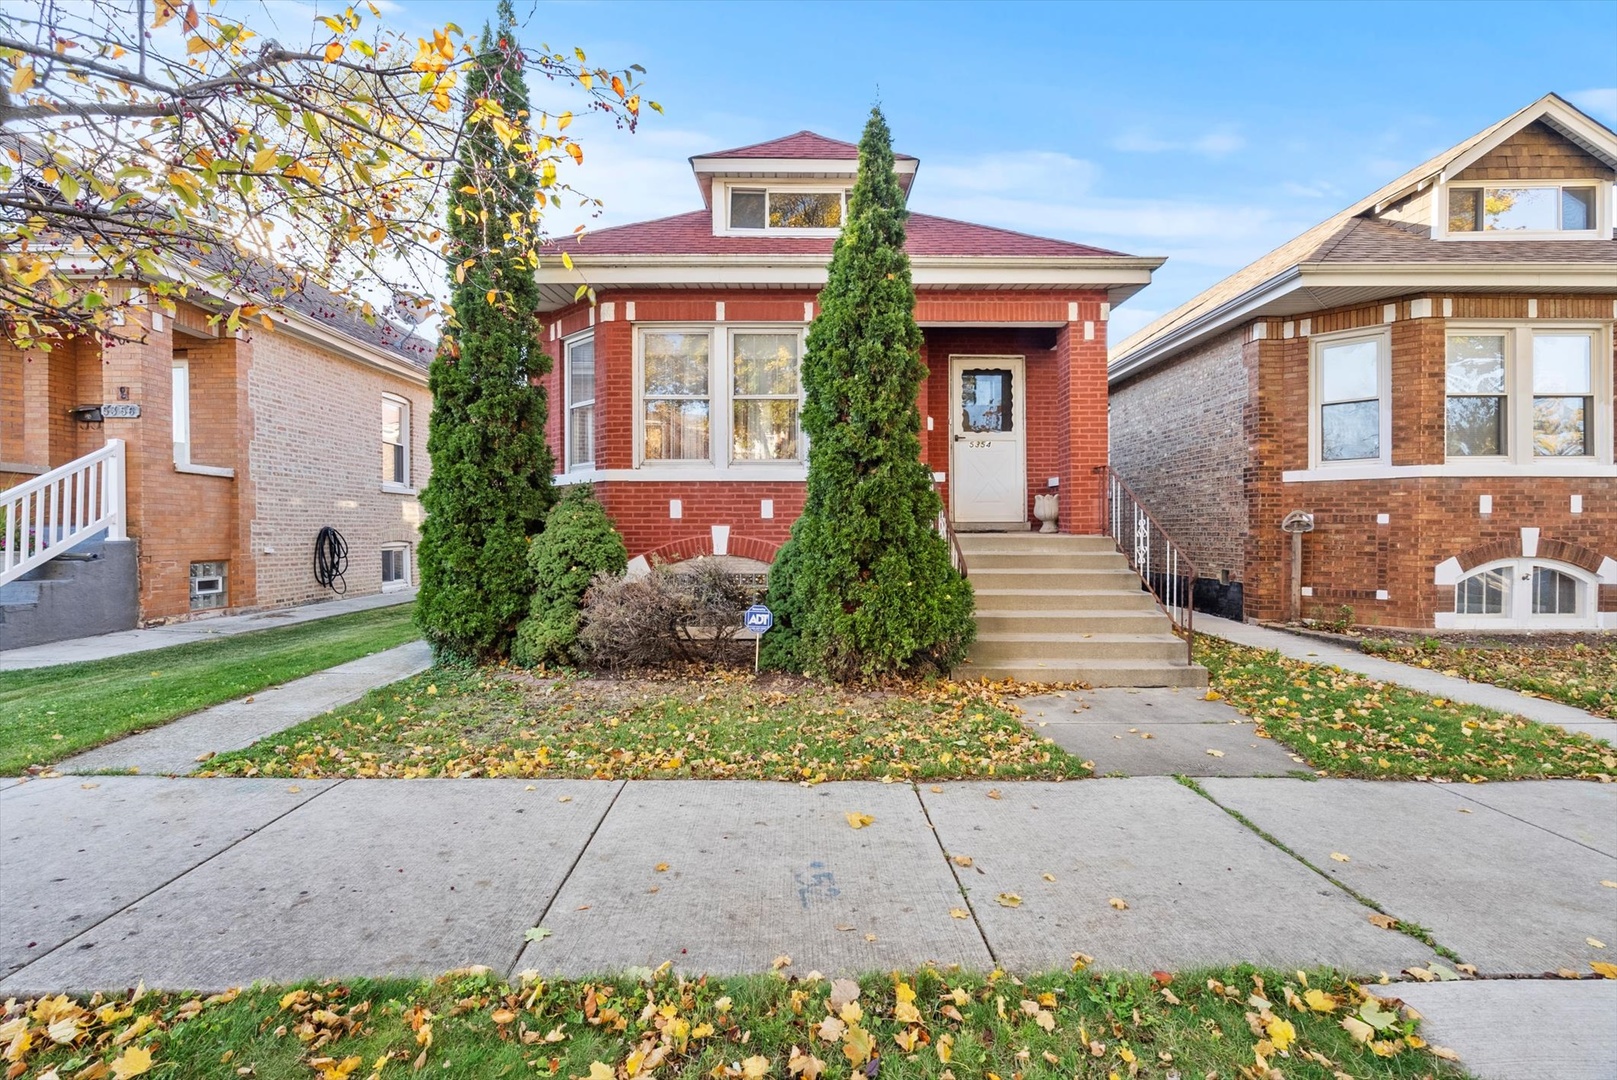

{"left": 1033, "top": 493, "right": 1059, "bottom": 534}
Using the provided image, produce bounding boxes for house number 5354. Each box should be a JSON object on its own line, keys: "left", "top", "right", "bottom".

{"left": 968, "top": 439, "right": 992, "bottom": 449}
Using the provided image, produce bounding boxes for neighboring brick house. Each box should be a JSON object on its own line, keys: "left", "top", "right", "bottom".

{"left": 533, "top": 131, "right": 1164, "bottom": 571}
{"left": 1, "top": 278, "right": 432, "bottom": 647}
{"left": 1109, "top": 94, "right": 1617, "bottom": 631}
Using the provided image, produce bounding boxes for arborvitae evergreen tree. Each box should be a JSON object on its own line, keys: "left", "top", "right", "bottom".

{"left": 765, "top": 107, "right": 974, "bottom": 678}
{"left": 415, "top": 1, "right": 555, "bottom": 661}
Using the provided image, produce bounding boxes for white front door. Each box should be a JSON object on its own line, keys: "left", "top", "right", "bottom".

{"left": 949, "top": 355, "right": 1027, "bottom": 526}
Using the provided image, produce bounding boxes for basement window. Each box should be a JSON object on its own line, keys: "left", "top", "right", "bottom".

{"left": 189, "top": 561, "right": 227, "bottom": 611}
{"left": 1449, "top": 558, "right": 1596, "bottom": 628}
{"left": 381, "top": 545, "right": 410, "bottom": 591}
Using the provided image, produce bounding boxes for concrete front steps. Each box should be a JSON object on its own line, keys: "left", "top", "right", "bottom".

{"left": 956, "top": 533, "right": 1208, "bottom": 688}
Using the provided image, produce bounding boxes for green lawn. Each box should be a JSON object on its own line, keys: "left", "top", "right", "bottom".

{"left": 1361, "top": 635, "right": 1617, "bottom": 719}
{"left": 0, "top": 604, "right": 420, "bottom": 775}
{"left": 0, "top": 964, "right": 1470, "bottom": 1080}
{"left": 201, "top": 668, "right": 1087, "bottom": 782}
{"left": 1198, "top": 638, "right": 1616, "bottom": 782}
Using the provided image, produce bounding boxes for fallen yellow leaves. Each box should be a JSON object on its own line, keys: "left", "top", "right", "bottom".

{"left": 1329, "top": 852, "right": 1351, "bottom": 863}
{"left": 995, "top": 893, "right": 1022, "bottom": 908}
{"left": 948, "top": 908, "right": 970, "bottom": 919}
{"left": 1591, "top": 961, "right": 1617, "bottom": 979}
{"left": 1588, "top": 937, "right": 1607, "bottom": 949}
{"left": 1367, "top": 913, "right": 1398, "bottom": 930}
{"left": 1108, "top": 897, "right": 1129, "bottom": 910}
{"left": 844, "top": 812, "right": 874, "bottom": 830}
{"left": 109, "top": 1044, "right": 153, "bottom": 1079}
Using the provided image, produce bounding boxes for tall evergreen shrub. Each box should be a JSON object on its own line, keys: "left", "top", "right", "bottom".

{"left": 764, "top": 107, "right": 974, "bottom": 678}
{"left": 415, "top": 2, "right": 554, "bottom": 661}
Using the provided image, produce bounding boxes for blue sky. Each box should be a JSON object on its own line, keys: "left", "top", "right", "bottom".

{"left": 368, "top": 0, "right": 1617, "bottom": 339}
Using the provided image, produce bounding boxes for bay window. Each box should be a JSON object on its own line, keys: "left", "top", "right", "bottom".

{"left": 637, "top": 325, "right": 805, "bottom": 468}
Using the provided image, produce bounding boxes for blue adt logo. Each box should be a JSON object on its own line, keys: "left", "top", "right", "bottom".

{"left": 744, "top": 604, "right": 774, "bottom": 634}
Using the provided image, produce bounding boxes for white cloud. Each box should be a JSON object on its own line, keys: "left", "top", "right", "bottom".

{"left": 542, "top": 126, "right": 719, "bottom": 234}
{"left": 1568, "top": 87, "right": 1617, "bottom": 121}
{"left": 1280, "top": 180, "right": 1342, "bottom": 199}
{"left": 1111, "top": 127, "right": 1245, "bottom": 157}
{"left": 923, "top": 150, "right": 1098, "bottom": 198}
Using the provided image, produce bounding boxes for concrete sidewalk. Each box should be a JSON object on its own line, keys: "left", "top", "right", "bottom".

{"left": 4, "top": 776, "right": 1611, "bottom": 995}
{"left": 57, "top": 640, "right": 433, "bottom": 775}
{"left": 1200, "top": 615, "right": 1617, "bottom": 742}
{"left": 0, "top": 588, "right": 416, "bottom": 671}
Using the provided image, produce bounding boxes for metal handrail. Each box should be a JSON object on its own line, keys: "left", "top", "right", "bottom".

{"left": 933, "top": 481, "right": 967, "bottom": 576}
{"left": 1100, "top": 466, "right": 1196, "bottom": 665}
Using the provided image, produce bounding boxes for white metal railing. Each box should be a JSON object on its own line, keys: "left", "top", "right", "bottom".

{"left": 1102, "top": 466, "right": 1196, "bottom": 665}
{"left": 933, "top": 480, "right": 967, "bottom": 576}
{"left": 1, "top": 439, "right": 126, "bottom": 588}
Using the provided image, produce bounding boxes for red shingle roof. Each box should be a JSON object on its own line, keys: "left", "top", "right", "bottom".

{"left": 696, "top": 130, "right": 917, "bottom": 162}
{"left": 539, "top": 210, "right": 1128, "bottom": 259}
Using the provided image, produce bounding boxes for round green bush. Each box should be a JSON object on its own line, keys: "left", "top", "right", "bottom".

{"left": 512, "top": 486, "right": 627, "bottom": 666}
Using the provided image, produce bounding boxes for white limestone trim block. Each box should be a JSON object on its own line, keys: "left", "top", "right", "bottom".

{"left": 711, "top": 525, "right": 730, "bottom": 557}
{"left": 1433, "top": 557, "right": 1463, "bottom": 586}
{"left": 1479, "top": 494, "right": 1492, "bottom": 515}
{"left": 803, "top": 301, "right": 814, "bottom": 322}
{"left": 1598, "top": 557, "right": 1617, "bottom": 585}
{"left": 599, "top": 302, "right": 616, "bottom": 322}
{"left": 715, "top": 301, "right": 726, "bottom": 321}
{"left": 1571, "top": 494, "right": 1583, "bottom": 514}
{"left": 1375, "top": 589, "right": 1390, "bottom": 601}
{"left": 1409, "top": 298, "right": 1433, "bottom": 319}
{"left": 1521, "top": 526, "right": 1540, "bottom": 558}
{"left": 1443, "top": 298, "right": 1454, "bottom": 317}
{"left": 1083, "top": 321, "right": 1095, "bottom": 341}
{"left": 626, "top": 301, "right": 637, "bottom": 321}
{"left": 669, "top": 499, "right": 682, "bottom": 520}
{"left": 626, "top": 555, "right": 651, "bottom": 579}
{"left": 760, "top": 499, "right": 774, "bottom": 519}
{"left": 1383, "top": 303, "right": 1398, "bottom": 323}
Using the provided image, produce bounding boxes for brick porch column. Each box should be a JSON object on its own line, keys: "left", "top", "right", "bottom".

{"left": 1056, "top": 304, "right": 1109, "bottom": 534}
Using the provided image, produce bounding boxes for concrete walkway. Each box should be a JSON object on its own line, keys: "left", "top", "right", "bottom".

{"left": 3, "top": 777, "right": 1611, "bottom": 993}
{"left": 1200, "top": 615, "right": 1617, "bottom": 742}
{"left": 56, "top": 640, "right": 434, "bottom": 775}
{"left": 0, "top": 588, "right": 417, "bottom": 671}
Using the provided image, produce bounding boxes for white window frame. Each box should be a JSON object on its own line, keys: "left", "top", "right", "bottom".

{"left": 382, "top": 393, "right": 412, "bottom": 493}
{"left": 1308, "top": 327, "right": 1392, "bottom": 469}
{"left": 1440, "top": 557, "right": 1600, "bottom": 630}
{"left": 632, "top": 323, "right": 808, "bottom": 471}
{"left": 1444, "top": 322, "right": 1611, "bottom": 467}
{"left": 1435, "top": 178, "right": 1611, "bottom": 241}
{"left": 172, "top": 357, "right": 191, "bottom": 467}
{"left": 715, "top": 180, "right": 849, "bottom": 237}
{"left": 563, "top": 330, "right": 596, "bottom": 472}
{"left": 170, "top": 355, "right": 235, "bottom": 478}
{"left": 381, "top": 543, "right": 411, "bottom": 592}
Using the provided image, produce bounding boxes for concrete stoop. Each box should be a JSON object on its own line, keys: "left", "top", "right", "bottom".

{"left": 0, "top": 537, "right": 138, "bottom": 651}
{"left": 956, "top": 533, "right": 1208, "bottom": 688}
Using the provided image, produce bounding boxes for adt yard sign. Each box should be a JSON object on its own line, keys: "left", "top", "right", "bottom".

{"left": 744, "top": 603, "right": 773, "bottom": 672}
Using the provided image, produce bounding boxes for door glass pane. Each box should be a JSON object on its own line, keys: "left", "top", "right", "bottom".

{"left": 644, "top": 333, "right": 709, "bottom": 396}
{"left": 1447, "top": 397, "right": 1504, "bottom": 456}
{"left": 1456, "top": 569, "right": 1507, "bottom": 615}
{"left": 1321, "top": 400, "right": 1380, "bottom": 460}
{"left": 1484, "top": 186, "right": 1557, "bottom": 230}
{"left": 733, "top": 334, "right": 799, "bottom": 396}
{"left": 1448, "top": 188, "right": 1480, "bottom": 232}
{"left": 733, "top": 400, "right": 800, "bottom": 461}
{"left": 960, "top": 370, "right": 1013, "bottom": 432}
{"left": 643, "top": 399, "right": 709, "bottom": 461}
{"left": 1533, "top": 397, "right": 1589, "bottom": 456}
{"left": 1562, "top": 187, "right": 1596, "bottom": 230}
{"left": 1319, "top": 339, "right": 1379, "bottom": 401}
{"left": 568, "top": 339, "right": 595, "bottom": 403}
{"left": 730, "top": 190, "right": 765, "bottom": 229}
{"left": 1446, "top": 335, "right": 1505, "bottom": 393}
{"left": 1532, "top": 567, "right": 1579, "bottom": 615}
{"left": 768, "top": 191, "right": 842, "bottom": 228}
{"left": 1532, "top": 335, "right": 1591, "bottom": 394}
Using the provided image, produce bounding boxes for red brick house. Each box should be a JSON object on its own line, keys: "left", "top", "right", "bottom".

{"left": 531, "top": 132, "right": 1209, "bottom": 686}
{"left": 1109, "top": 94, "right": 1616, "bottom": 632}
{"left": 1, "top": 282, "right": 432, "bottom": 649}
{"left": 534, "top": 131, "right": 1164, "bottom": 562}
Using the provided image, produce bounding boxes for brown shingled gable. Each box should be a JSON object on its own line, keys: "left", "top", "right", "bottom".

{"left": 696, "top": 130, "right": 918, "bottom": 162}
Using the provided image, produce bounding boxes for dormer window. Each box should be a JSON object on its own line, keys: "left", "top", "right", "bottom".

{"left": 727, "top": 187, "right": 846, "bottom": 231}
{"left": 1445, "top": 183, "right": 1601, "bottom": 235}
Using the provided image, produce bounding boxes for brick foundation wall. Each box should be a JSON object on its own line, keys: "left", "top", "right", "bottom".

{"left": 1109, "top": 327, "right": 1250, "bottom": 583}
